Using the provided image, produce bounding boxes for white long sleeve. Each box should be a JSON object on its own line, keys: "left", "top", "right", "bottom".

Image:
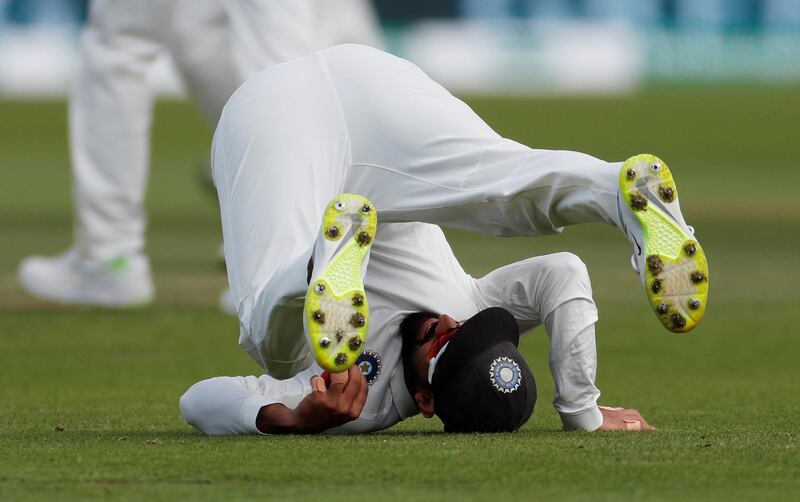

{"left": 473, "top": 253, "right": 602, "bottom": 431}
{"left": 180, "top": 371, "right": 314, "bottom": 435}
{"left": 544, "top": 300, "right": 602, "bottom": 431}
{"left": 179, "top": 362, "right": 414, "bottom": 435}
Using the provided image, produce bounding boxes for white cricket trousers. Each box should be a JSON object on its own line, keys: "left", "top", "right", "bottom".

{"left": 211, "top": 44, "right": 624, "bottom": 354}
{"left": 71, "top": 0, "right": 315, "bottom": 263}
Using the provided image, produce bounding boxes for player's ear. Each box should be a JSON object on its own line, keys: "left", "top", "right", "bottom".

{"left": 414, "top": 389, "right": 435, "bottom": 418}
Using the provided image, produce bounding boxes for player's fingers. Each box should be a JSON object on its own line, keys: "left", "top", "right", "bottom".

{"left": 638, "top": 418, "right": 656, "bottom": 431}
{"left": 341, "top": 365, "right": 365, "bottom": 401}
{"left": 329, "top": 370, "right": 349, "bottom": 388}
{"left": 311, "top": 375, "right": 326, "bottom": 393}
{"left": 627, "top": 411, "right": 653, "bottom": 426}
{"left": 623, "top": 419, "right": 642, "bottom": 431}
{"left": 345, "top": 370, "right": 368, "bottom": 419}
{"left": 351, "top": 373, "right": 369, "bottom": 416}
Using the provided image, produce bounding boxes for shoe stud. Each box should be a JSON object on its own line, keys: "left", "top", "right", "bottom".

{"left": 312, "top": 310, "right": 325, "bottom": 324}
{"left": 352, "top": 293, "right": 364, "bottom": 307}
{"left": 319, "top": 336, "right": 331, "bottom": 348}
{"left": 670, "top": 313, "right": 686, "bottom": 329}
{"left": 630, "top": 193, "right": 648, "bottom": 211}
{"left": 350, "top": 312, "right": 365, "bottom": 328}
{"left": 626, "top": 168, "right": 636, "bottom": 180}
{"left": 650, "top": 163, "right": 662, "bottom": 172}
{"left": 348, "top": 337, "right": 362, "bottom": 351}
{"left": 326, "top": 226, "right": 340, "bottom": 239}
{"left": 314, "top": 283, "right": 326, "bottom": 295}
{"left": 656, "top": 303, "right": 669, "bottom": 315}
{"left": 335, "top": 353, "right": 348, "bottom": 366}
{"left": 651, "top": 279, "right": 662, "bottom": 294}
{"left": 647, "top": 255, "right": 663, "bottom": 275}
{"left": 335, "top": 329, "right": 344, "bottom": 342}
{"left": 361, "top": 204, "right": 371, "bottom": 214}
{"left": 357, "top": 231, "right": 372, "bottom": 246}
{"left": 334, "top": 201, "right": 345, "bottom": 211}
{"left": 684, "top": 243, "right": 697, "bottom": 257}
{"left": 658, "top": 185, "right": 675, "bottom": 203}
{"left": 690, "top": 271, "right": 706, "bottom": 284}
{"left": 688, "top": 298, "right": 701, "bottom": 310}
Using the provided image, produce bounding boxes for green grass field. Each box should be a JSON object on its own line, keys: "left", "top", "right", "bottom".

{"left": 1, "top": 88, "right": 799, "bottom": 500}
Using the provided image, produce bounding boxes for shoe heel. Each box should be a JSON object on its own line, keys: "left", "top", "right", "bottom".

{"left": 645, "top": 241, "right": 709, "bottom": 332}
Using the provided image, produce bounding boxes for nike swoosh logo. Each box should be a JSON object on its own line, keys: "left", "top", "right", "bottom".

{"left": 625, "top": 227, "right": 642, "bottom": 256}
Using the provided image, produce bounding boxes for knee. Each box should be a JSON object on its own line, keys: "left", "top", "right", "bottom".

{"left": 536, "top": 252, "right": 594, "bottom": 314}
{"left": 543, "top": 252, "right": 591, "bottom": 284}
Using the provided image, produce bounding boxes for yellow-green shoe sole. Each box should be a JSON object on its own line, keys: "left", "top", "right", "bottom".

{"left": 619, "top": 154, "right": 709, "bottom": 332}
{"left": 305, "top": 194, "right": 377, "bottom": 372}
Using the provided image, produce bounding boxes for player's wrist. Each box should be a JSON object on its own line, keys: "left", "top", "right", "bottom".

{"left": 559, "top": 403, "right": 603, "bottom": 432}
{"left": 256, "top": 403, "right": 302, "bottom": 434}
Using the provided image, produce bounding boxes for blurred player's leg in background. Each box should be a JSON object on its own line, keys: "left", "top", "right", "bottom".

{"left": 18, "top": 0, "right": 317, "bottom": 307}
{"left": 168, "top": 0, "right": 239, "bottom": 126}
{"left": 224, "top": 0, "right": 315, "bottom": 78}
{"left": 17, "top": 0, "right": 169, "bottom": 306}
{"left": 315, "top": 0, "right": 383, "bottom": 50}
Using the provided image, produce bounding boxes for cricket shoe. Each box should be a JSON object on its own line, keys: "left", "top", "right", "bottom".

{"left": 18, "top": 248, "right": 154, "bottom": 307}
{"left": 304, "top": 194, "right": 377, "bottom": 372}
{"left": 617, "top": 154, "right": 709, "bottom": 332}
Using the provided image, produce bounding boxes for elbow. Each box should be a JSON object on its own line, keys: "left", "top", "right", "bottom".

{"left": 179, "top": 376, "right": 254, "bottom": 436}
{"left": 179, "top": 380, "right": 210, "bottom": 433}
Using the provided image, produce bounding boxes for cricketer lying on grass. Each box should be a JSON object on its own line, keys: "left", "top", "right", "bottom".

{"left": 180, "top": 44, "right": 708, "bottom": 435}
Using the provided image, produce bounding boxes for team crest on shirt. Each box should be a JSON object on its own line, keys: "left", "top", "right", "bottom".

{"left": 489, "top": 356, "right": 521, "bottom": 394}
{"left": 356, "top": 349, "right": 382, "bottom": 386}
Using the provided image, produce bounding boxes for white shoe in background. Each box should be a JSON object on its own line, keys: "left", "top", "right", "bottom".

{"left": 218, "top": 287, "right": 237, "bottom": 315}
{"left": 18, "top": 248, "right": 154, "bottom": 307}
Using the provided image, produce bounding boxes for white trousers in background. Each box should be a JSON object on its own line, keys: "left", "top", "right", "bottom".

{"left": 212, "top": 44, "right": 623, "bottom": 373}
{"left": 71, "top": 0, "right": 315, "bottom": 263}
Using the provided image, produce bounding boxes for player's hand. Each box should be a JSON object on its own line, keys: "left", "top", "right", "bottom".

{"left": 598, "top": 406, "right": 656, "bottom": 431}
{"left": 293, "top": 365, "right": 368, "bottom": 433}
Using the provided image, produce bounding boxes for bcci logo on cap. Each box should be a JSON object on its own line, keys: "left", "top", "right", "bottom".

{"left": 489, "top": 356, "right": 521, "bottom": 394}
